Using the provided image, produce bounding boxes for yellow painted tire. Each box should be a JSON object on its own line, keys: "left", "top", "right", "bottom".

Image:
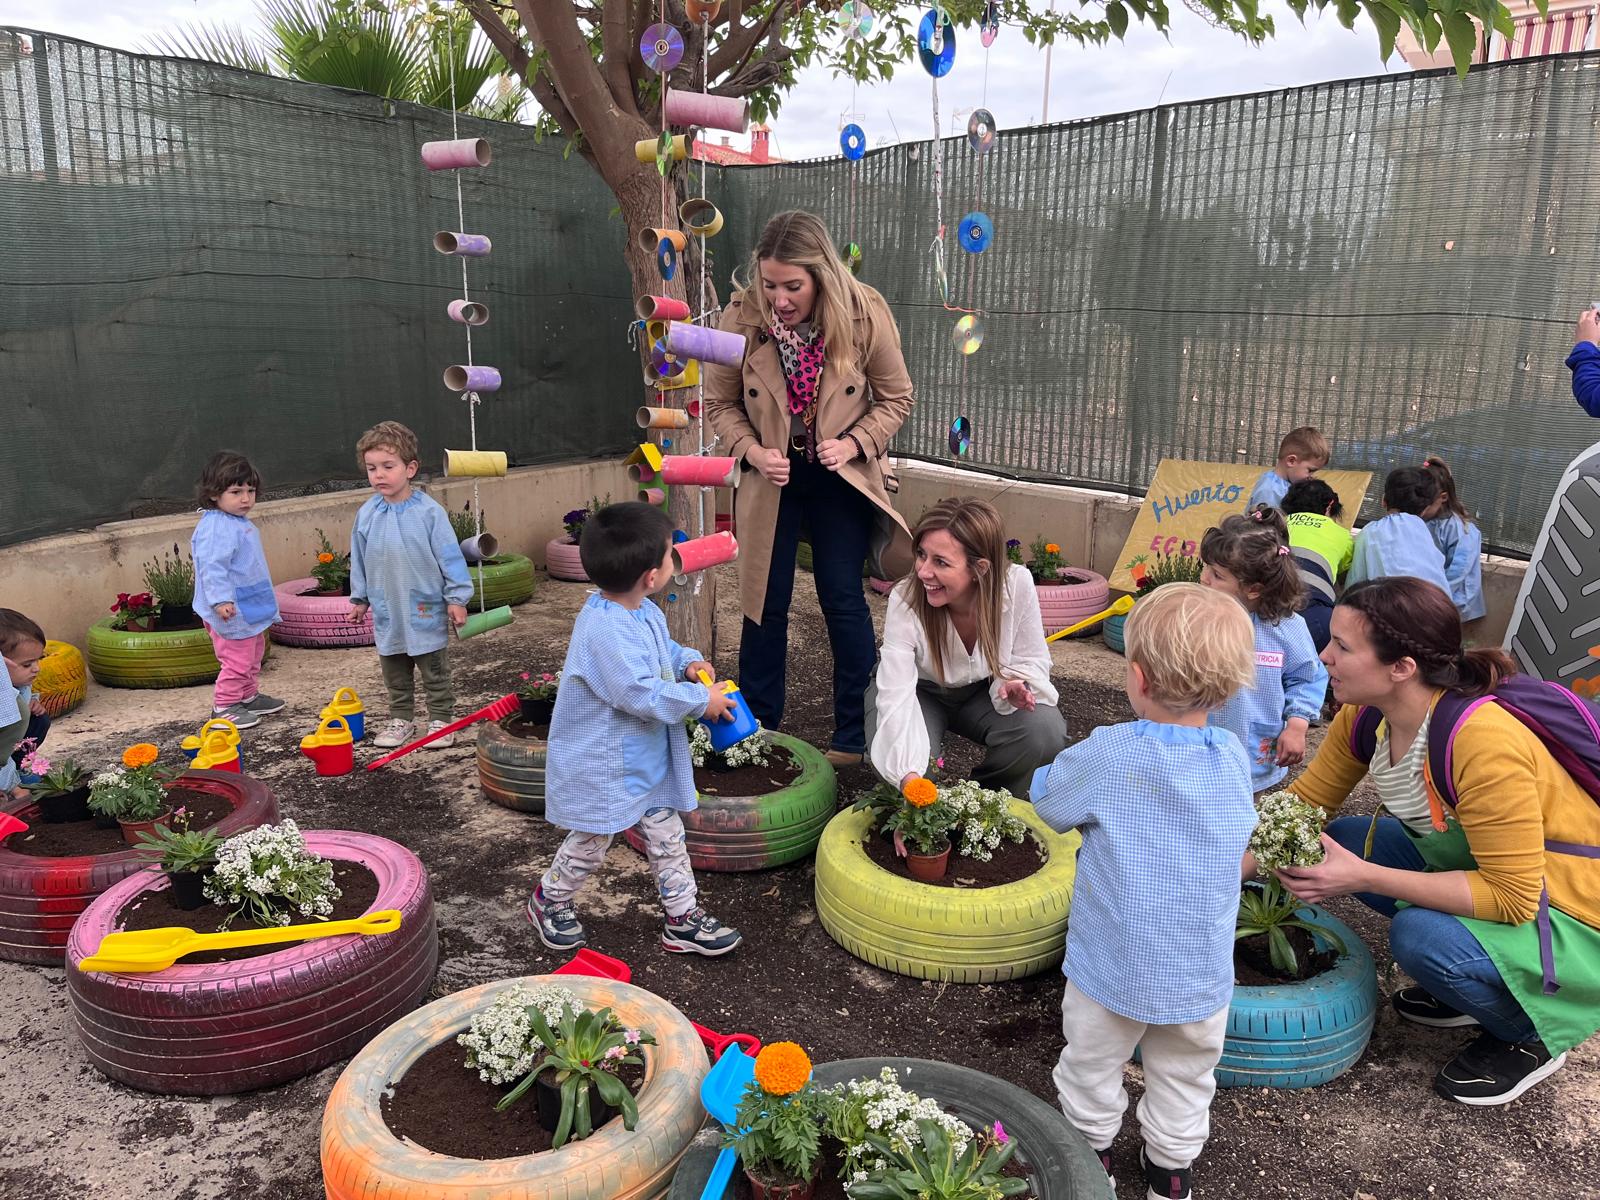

{"left": 814, "top": 800, "right": 1081, "bottom": 984}
{"left": 320, "top": 976, "right": 708, "bottom": 1200}
{"left": 35, "top": 640, "right": 87, "bottom": 716}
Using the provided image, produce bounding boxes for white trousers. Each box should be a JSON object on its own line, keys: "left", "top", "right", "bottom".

{"left": 1051, "top": 978, "right": 1229, "bottom": 1170}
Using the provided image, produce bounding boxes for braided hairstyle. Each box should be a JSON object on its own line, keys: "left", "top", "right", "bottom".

{"left": 1199, "top": 505, "right": 1304, "bottom": 623}
{"left": 1338, "top": 578, "right": 1513, "bottom": 697}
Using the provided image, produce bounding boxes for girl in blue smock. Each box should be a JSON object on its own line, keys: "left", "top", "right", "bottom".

{"left": 1422, "top": 456, "right": 1486, "bottom": 623}
{"left": 1347, "top": 466, "right": 1450, "bottom": 596}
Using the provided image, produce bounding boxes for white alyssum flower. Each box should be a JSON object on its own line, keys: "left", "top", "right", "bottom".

{"left": 823, "top": 1066, "right": 972, "bottom": 1184}
{"left": 457, "top": 983, "right": 584, "bottom": 1085}
{"left": 1250, "top": 790, "right": 1326, "bottom": 870}
{"left": 688, "top": 718, "right": 771, "bottom": 768}
{"left": 939, "top": 780, "right": 1028, "bottom": 862}
{"left": 203, "top": 819, "right": 340, "bottom": 927}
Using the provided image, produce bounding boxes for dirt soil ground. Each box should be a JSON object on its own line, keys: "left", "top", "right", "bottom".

{"left": 1, "top": 566, "right": 1594, "bottom": 1199}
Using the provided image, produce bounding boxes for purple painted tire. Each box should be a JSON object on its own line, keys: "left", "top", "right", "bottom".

{"left": 1035, "top": 568, "right": 1110, "bottom": 638}
{"left": 0, "top": 772, "right": 278, "bottom": 966}
{"left": 271, "top": 577, "right": 376, "bottom": 648}
{"left": 546, "top": 536, "right": 589, "bottom": 582}
{"left": 66, "top": 829, "right": 437, "bottom": 1095}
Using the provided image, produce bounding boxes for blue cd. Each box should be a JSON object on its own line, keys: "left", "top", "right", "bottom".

{"left": 840, "top": 123, "right": 866, "bottom": 160}
{"left": 958, "top": 211, "right": 994, "bottom": 254}
{"left": 657, "top": 237, "right": 678, "bottom": 280}
{"left": 640, "top": 23, "right": 685, "bottom": 73}
{"left": 949, "top": 416, "right": 972, "bottom": 457}
{"left": 843, "top": 242, "right": 863, "bottom": 275}
{"left": 917, "top": 9, "right": 955, "bottom": 78}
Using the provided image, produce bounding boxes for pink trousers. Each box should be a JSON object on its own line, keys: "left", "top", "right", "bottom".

{"left": 207, "top": 627, "right": 266, "bottom": 708}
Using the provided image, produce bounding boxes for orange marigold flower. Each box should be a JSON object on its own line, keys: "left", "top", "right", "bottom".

{"left": 902, "top": 776, "right": 939, "bottom": 808}
{"left": 1044, "top": 543, "right": 1060, "bottom": 554}
{"left": 318, "top": 552, "right": 335, "bottom": 564}
{"left": 122, "top": 743, "right": 160, "bottom": 769}
{"left": 753, "top": 1041, "right": 812, "bottom": 1096}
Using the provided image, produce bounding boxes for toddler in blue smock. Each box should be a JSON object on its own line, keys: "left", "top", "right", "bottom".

{"left": 1247, "top": 425, "right": 1329, "bottom": 511}
{"left": 0, "top": 610, "right": 48, "bottom": 801}
{"left": 1421, "top": 455, "right": 1486, "bottom": 623}
{"left": 527, "top": 502, "right": 743, "bottom": 957}
{"left": 1346, "top": 466, "right": 1450, "bottom": 596}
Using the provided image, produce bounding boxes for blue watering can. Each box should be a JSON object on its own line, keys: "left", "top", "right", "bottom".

{"left": 696, "top": 671, "right": 758, "bottom": 751}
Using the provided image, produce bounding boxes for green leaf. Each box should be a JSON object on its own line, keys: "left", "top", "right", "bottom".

{"left": 1440, "top": 9, "right": 1478, "bottom": 74}
{"left": 1267, "top": 924, "right": 1298, "bottom": 976}
{"left": 1106, "top": 1, "right": 1130, "bottom": 37}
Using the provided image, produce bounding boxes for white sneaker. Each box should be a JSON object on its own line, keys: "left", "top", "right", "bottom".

{"left": 372, "top": 719, "right": 416, "bottom": 749}
{"left": 422, "top": 720, "right": 455, "bottom": 749}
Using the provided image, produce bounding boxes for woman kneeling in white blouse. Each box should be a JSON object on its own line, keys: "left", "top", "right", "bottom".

{"left": 865, "top": 497, "right": 1068, "bottom": 799}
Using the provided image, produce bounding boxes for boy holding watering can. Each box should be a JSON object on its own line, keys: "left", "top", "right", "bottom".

{"left": 528, "top": 502, "right": 744, "bottom": 957}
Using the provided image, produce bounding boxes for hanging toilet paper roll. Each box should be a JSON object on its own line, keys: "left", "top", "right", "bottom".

{"left": 638, "top": 227, "right": 689, "bottom": 254}
{"left": 672, "top": 531, "right": 739, "bottom": 574}
{"left": 448, "top": 299, "right": 489, "bottom": 325}
{"left": 659, "top": 455, "right": 739, "bottom": 488}
{"left": 665, "top": 321, "right": 745, "bottom": 367}
{"left": 444, "top": 450, "right": 508, "bottom": 477}
{"left": 638, "top": 487, "right": 667, "bottom": 505}
{"left": 635, "top": 295, "right": 691, "bottom": 321}
{"left": 420, "top": 138, "right": 491, "bottom": 170}
{"left": 433, "top": 231, "right": 491, "bottom": 257}
{"left": 637, "top": 406, "right": 692, "bottom": 430}
{"left": 663, "top": 89, "right": 748, "bottom": 133}
{"left": 458, "top": 606, "right": 513, "bottom": 639}
{"left": 678, "top": 198, "right": 724, "bottom": 238}
{"left": 635, "top": 134, "right": 692, "bottom": 163}
{"left": 459, "top": 533, "right": 499, "bottom": 563}
{"left": 443, "top": 364, "right": 502, "bottom": 393}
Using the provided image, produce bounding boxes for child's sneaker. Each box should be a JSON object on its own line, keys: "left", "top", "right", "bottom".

{"left": 422, "top": 720, "right": 455, "bottom": 749}
{"left": 527, "top": 886, "right": 586, "bottom": 950}
{"left": 1094, "top": 1146, "right": 1116, "bottom": 1193}
{"left": 243, "top": 692, "right": 286, "bottom": 715}
{"left": 213, "top": 702, "right": 262, "bottom": 730}
{"left": 661, "top": 907, "right": 742, "bottom": 956}
{"left": 372, "top": 719, "right": 415, "bottom": 749}
{"left": 1141, "top": 1148, "right": 1191, "bottom": 1200}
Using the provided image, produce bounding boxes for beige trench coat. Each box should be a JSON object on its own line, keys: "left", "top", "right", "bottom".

{"left": 703, "top": 284, "right": 916, "bottom": 625}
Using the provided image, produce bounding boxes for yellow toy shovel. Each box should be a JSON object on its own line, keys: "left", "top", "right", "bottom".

{"left": 1044, "top": 594, "right": 1136, "bottom": 644}
{"left": 78, "top": 909, "right": 402, "bottom": 973}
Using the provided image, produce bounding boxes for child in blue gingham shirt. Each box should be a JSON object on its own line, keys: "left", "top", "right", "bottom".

{"left": 1031, "top": 584, "right": 1258, "bottom": 1200}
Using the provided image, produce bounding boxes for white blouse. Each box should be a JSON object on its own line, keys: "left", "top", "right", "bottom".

{"left": 870, "top": 563, "right": 1060, "bottom": 785}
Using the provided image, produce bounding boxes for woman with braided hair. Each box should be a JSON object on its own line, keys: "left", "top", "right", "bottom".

{"left": 1276, "top": 577, "right": 1600, "bottom": 1104}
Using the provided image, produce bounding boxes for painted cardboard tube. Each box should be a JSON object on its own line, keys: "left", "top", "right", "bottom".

{"left": 672, "top": 531, "right": 738, "bottom": 574}
{"left": 444, "top": 449, "right": 507, "bottom": 477}
{"left": 679, "top": 198, "right": 724, "bottom": 238}
{"left": 660, "top": 454, "right": 738, "bottom": 487}
{"left": 638, "top": 227, "right": 689, "bottom": 254}
{"left": 664, "top": 88, "right": 748, "bottom": 134}
{"left": 458, "top": 605, "right": 513, "bottom": 639}
{"left": 686, "top": 0, "right": 723, "bottom": 22}
{"left": 685, "top": 397, "right": 702, "bottom": 419}
{"left": 434, "top": 231, "right": 491, "bottom": 257}
{"left": 635, "top": 134, "right": 692, "bottom": 164}
{"left": 448, "top": 299, "right": 489, "bottom": 325}
{"left": 665, "top": 321, "right": 745, "bottom": 367}
{"left": 459, "top": 533, "right": 499, "bottom": 563}
{"left": 635, "top": 295, "right": 692, "bottom": 321}
{"left": 639, "top": 487, "right": 667, "bottom": 505}
{"left": 420, "top": 138, "right": 491, "bottom": 170}
{"left": 637, "top": 406, "right": 692, "bottom": 430}
{"left": 627, "top": 462, "right": 658, "bottom": 484}
{"left": 443, "top": 364, "right": 501, "bottom": 392}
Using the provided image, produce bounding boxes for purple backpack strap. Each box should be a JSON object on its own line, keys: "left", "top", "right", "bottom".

{"left": 1348, "top": 705, "right": 1383, "bottom": 764}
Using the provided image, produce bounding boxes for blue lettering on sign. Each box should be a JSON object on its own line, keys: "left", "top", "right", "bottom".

{"left": 1149, "top": 481, "right": 1244, "bottom": 523}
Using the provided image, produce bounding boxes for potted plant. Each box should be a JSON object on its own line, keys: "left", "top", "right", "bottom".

{"left": 852, "top": 1118, "right": 1027, "bottom": 1199}
{"left": 134, "top": 809, "right": 222, "bottom": 910}
{"left": 881, "top": 777, "right": 957, "bottom": 882}
{"left": 203, "top": 818, "right": 341, "bottom": 929}
{"left": 1023, "top": 536, "right": 1110, "bottom": 639}
{"left": 30, "top": 756, "right": 93, "bottom": 823}
{"left": 143, "top": 544, "right": 198, "bottom": 630}
{"left": 725, "top": 1041, "right": 824, "bottom": 1199}
{"left": 1239, "top": 790, "right": 1347, "bottom": 975}
{"left": 516, "top": 671, "right": 559, "bottom": 724}
{"left": 309, "top": 529, "right": 352, "bottom": 595}
{"left": 1004, "top": 538, "right": 1024, "bottom": 565}
{"left": 108, "top": 591, "right": 159, "bottom": 633}
{"left": 1106, "top": 549, "right": 1202, "bottom": 654}
{"left": 88, "top": 744, "right": 178, "bottom": 842}
{"left": 547, "top": 494, "right": 608, "bottom": 582}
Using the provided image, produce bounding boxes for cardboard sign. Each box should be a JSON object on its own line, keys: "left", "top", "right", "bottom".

{"left": 1109, "top": 459, "right": 1371, "bottom": 593}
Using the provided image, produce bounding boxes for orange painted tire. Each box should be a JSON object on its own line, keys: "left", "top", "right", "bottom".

{"left": 320, "top": 975, "right": 709, "bottom": 1200}
{"left": 35, "top": 639, "right": 88, "bottom": 717}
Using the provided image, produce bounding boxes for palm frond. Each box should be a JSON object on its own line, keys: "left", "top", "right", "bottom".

{"left": 260, "top": 0, "right": 423, "bottom": 101}
{"left": 141, "top": 23, "right": 274, "bottom": 74}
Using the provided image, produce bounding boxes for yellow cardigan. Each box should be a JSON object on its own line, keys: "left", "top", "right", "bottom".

{"left": 1289, "top": 701, "right": 1600, "bottom": 930}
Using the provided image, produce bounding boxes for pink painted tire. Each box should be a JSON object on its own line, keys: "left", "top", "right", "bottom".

{"left": 1035, "top": 568, "right": 1110, "bottom": 638}
{"left": 868, "top": 576, "right": 894, "bottom": 596}
{"left": 66, "top": 829, "right": 437, "bottom": 1096}
{"left": 271, "top": 577, "right": 376, "bottom": 648}
{"left": 545, "top": 536, "right": 589, "bottom": 582}
{"left": 0, "top": 771, "right": 277, "bottom": 966}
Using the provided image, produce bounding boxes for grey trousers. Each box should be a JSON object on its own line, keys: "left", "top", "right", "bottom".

{"left": 539, "top": 807, "right": 698, "bottom": 918}
{"left": 864, "top": 678, "right": 1068, "bottom": 800}
{"left": 379, "top": 648, "right": 453, "bottom": 722}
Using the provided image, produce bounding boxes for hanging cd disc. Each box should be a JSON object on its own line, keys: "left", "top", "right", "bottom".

{"left": 917, "top": 9, "right": 955, "bottom": 77}
{"left": 640, "top": 23, "right": 685, "bottom": 73}
{"left": 967, "top": 108, "right": 997, "bottom": 155}
{"left": 839, "top": 1, "right": 875, "bottom": 38}
{"left": 936, "top": 261, "right": 950, "bottom": 305}
{"left": 949, "top": 416, "right": 972, "bottom": 457}
{"left": 980, "top": 0, "right": 1000, "bottom": 46}
{"left": 958, "top": 211, "right": 994, "bottom": 254}
{"left": 657, "top": 237, "right": 678, "bottom": 280}
{"left": 652, "top": 339, "right": 686, "bottom": 379}
{"left": 844, "top": 242, "right": 863, "bottom": 275}
{"left": 840, "top": 123, "right": 867, "bottom": 161}
{"left": 952, "top": 314, "right": 985, "bottom": 356}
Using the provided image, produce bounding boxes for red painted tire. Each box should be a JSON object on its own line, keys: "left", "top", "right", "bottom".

{"left": 1035, "top": 568, "right": 1110, "bottom": 638}
{"left": 271, "top": 577, "right": 376, "bottom": 648}
{"left": 0, "top": 771, "right": 277, "bottom": 966}
{"left": 545, "top": 536, "right": 589, "bottom": 582}
{"left": 66, "top": 829, "right": 437, "bottom": 1096}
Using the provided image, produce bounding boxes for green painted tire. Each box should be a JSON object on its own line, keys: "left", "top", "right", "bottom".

{"left": 622, "top": 732, "right": 836, "bottom": 871}
{"left": 814, "top": 799, "right": 1081, "bottom": 983}
{"left": 467, "top": 554, "right": 535, "bottom": 609}
{"left": 477, "top": 715, "right": 546, "bottom": 814}
{"left": 85, "top": 616, "right": 220, "bottom": 688}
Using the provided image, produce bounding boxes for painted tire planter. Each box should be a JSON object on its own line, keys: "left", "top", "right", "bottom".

{"left": 868, "top": 576, "right": 894, "bottom": 596}
{"left": 1035, "top": 568, "right": 1110, "bottom": 639}
{"left": 814, "top": 800, "right": 1081, "bottom": 983}
{"left": 545, "top": 536, "right": 589, "bottom": 582}
{"left": 35, "top": 639, "right": 88, "bottom": 716}
{"left": 271, "top": 577, "right": 376, "bottom": 648}
{"left": 669, "top": 1057, "right": 1107, "bottom": 1200}
{"left": 621, "top": 733, "right": 836, "bottom": 871}
{"left": 1103, "top": 610, "right": 1127, "bottom": 654}
{"left": 477, "top": 715, "right": 547, "bottom": 814}
{"left": 66, "top": 829, "right": 437, "bottom": 1095}
{"left": 0, "top": 771, "right": 277, "bottom": 966}
{"left": 320, "top": 975, "right": 708, "bottom": 1200}
{"left": 86, "top": 615, "right": 221, "bottom": 688}
{"left": 469, "top": 554, "right": 536, "bottom": 608}
{"left": 1218, "top": 903, "right": 1377, "bottom": 1089}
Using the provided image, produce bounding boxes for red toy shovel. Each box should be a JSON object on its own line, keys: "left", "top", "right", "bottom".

{"left": 0, "top": 813, "right": 28, "bottom": 842}
{"left": 366, "top": 693, "right": 519, "bottom": 770}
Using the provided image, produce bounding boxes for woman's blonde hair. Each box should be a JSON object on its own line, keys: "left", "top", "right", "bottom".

{"left": 734, "top": 210, "right": 869, "bottom": 376}
{"left": 1124, "top": 583, "right": 1255, "bottom": 714}
{"left": 900, "top": 498, "right": 1006, "bottom": 686}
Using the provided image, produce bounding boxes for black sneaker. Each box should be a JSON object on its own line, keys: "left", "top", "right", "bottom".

{"left": 526, "top": 886, "right": 585, "bottom": 951}
{"left": 1433, "top": 1032, "right": 1567, "bottom": 1106}
{"left": 1141, "top": 1147, "right": 1191, "bottom": 1200}
{"left": 1094, "top": 1145, "right": 1116, "bottom": 1192}
{"left": 661, "top": 906, "right": 742, "bottom": 956}
{"left": 1392, "top": 986, "right": 1479, "bottom": 1029}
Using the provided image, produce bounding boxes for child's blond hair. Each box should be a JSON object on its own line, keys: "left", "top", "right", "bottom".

{"left": 356, "top": 420, "right": 420, "bottom": 468}
{"left": 1125, "top": 583, "right": 1255, "bottom": 714}
{"left": 1277, "top": 426, "right": 1330, "bottom": 465}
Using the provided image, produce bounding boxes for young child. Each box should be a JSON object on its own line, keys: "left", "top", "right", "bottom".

{"left": 1345, "top": 466, "right": 1450, "bottom": 595}
{"left": 1200, "top": 508, "right": 1328, "bottom": 793}
{"left": 1280, "top": 478, "right": 1353, "bottom": 653}
{"left": 348, "top": 421, "right": 473, "bottom": 749}
{"left": 1422, "top": 455, "right": 1486, "bottom": 623}
{"left": 1031, "top": 584, "right": 1257, "bottom": 1200}
{"left": 0, "top": 610, "right": 47, "bottom": 801}
{"left": 528, "top": 502, "right": 743, "bottom": 957}
{"left": 1247, "top": 426, "right": 1329, "bottom": 511}
{"left": 191, "top": 452, "right": 282, "bottom": 729}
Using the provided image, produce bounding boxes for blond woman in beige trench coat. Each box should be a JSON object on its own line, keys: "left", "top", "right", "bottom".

{"left": 703, "top": 211, "right": 915, "bottom": 766}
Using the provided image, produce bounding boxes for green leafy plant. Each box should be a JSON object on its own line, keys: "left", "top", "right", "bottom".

{"left": 1236, "top": 879, "right": 1347, "bottom": 977}
{"left": 940, "top": 780, "right": 1028, "bottom": 863}
{"left": 1026, "top": 536, "right": 1064, "bottom": 584}
{"left": 448, "top": 503, "right": 488, "bottom": 545}
{"left": 884, "top": 778, "right": 957, "bottom": 857}
{"left": 142, "top": 543, "right": 196, "bottom": 606}
{"left": 33, "top": 758, "right": 92, "bottom": 799}
{"left": 851, "top": 1118, "right": 1026, "bottom": 1200}
{"left": 517, "top": 671, "right": 559, "bottom": 702}
{"left": 203, "top": 819, "right": 341, "bottom": 928}
{"left": 135, "top": 809, "right": 222, "bottom": 874}
{"left": 1250, "top": 790, "right": 1327, "bottom": 870}
{"left": 495, "top": 1005, "right": 655, "bottom": 1148}
{"left": 109, "top": 591, "right": 159, "bottom": 631}
{"left": 821, "top": 1065, "right": 974, "bottom": 1184}
{"left": 1004, "top": 538, "right": 1024, "bottom": 566}
{"left": 725, "top": 1043, "right": 824, "bottom": 1186}
{"left": 562, "top": 494, "right": 611, "bottom": 541}
{"left": 310, "top": 528, "right": 352, "bottom": 595}
{"left": 1127, "top": 548, "right": 1203, "bottom": 594}
{"left": 458, "top": 983, "right": 584, "bottom": 1085}
{"left": 88, "top": 764, "right": 175, "bottom": 821}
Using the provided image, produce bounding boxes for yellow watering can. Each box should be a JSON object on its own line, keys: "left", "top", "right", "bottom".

{"left": 300, "top": 713, "right": 354, "bottom": 776}
{"left": 191, "top": 729, "right": 241, "bottom": 773}
{"left": 78, "top": 909, "right": 402, "bottom": 973}
{"left": 1044, "top": 594, "right": 1136, "bottom": 644}
{"left": 183, "top": 716, "right": 241, "bottom": 762}
{"left": 322, "top": 687, "right": 365, "bottom": 742}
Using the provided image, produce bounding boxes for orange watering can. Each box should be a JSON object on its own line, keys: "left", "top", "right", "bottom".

{"left": 299, "top": 714, "right": 354, "bottom": 776}
{"left": 191, "top": 729, "right": 241, "bottom": 773}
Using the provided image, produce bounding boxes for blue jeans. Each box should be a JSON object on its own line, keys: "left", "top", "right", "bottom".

{"left": 1326, "top": 815, "right": 1538, "bottom": 1044}
{"left": 739, "top": 454, "right": 877, "bottom": 754}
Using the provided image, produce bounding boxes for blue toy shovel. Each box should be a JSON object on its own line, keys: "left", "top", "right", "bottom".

{"left": 698, "top": 1045, "right": 756, "bottom": 1200}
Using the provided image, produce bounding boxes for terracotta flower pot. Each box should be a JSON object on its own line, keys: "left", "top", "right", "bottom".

{"left": 744, "top": 1166, "right": 817, "bottom": 1200}
{"left": 117, "top": 809, "right": 172, "bottom": 845}
{"left": 165, "top": 869, "right": 209, "bottom": 910}
{"left": 905, "top": 841, "right": 952, "bottom": 882}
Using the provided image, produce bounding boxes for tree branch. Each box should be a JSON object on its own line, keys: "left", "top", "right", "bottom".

{"left": 601, "top": 0, "right": 637, "bottom": 114}
{"left": 461, "top": 0, "right": 582, "bottom": 143}
{"left": 706, "top": 0, "right": 792, "bottom": 87}
{"left": 515, "top": 0, "right": 648, "bottom": 173}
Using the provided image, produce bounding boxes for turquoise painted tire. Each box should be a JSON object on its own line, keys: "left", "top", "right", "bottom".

{"left": 623, "top": 733, "right": 835, "bottom": 871}
{"left": 468, "top": 554, "right": 536, "bottom": 608}
{"left": 1218, "top": 904, "right": 1377, "bottom": 1089}
{"left": 86, "top": 616, "right": 220, "bottom": 688}
{"left": 1103, "top": 611, "right": 1126, "bottom": 655}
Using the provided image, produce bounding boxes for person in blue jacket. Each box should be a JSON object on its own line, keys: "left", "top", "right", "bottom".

{"left": 1347, "top": 467, "right": 1450, "bottom": 597}
{"left": 1566, "top": 307, "right": 1600, "bottom": 417}
{"left": 1421, "top": 456, "right": 1486, "bottom": 623}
